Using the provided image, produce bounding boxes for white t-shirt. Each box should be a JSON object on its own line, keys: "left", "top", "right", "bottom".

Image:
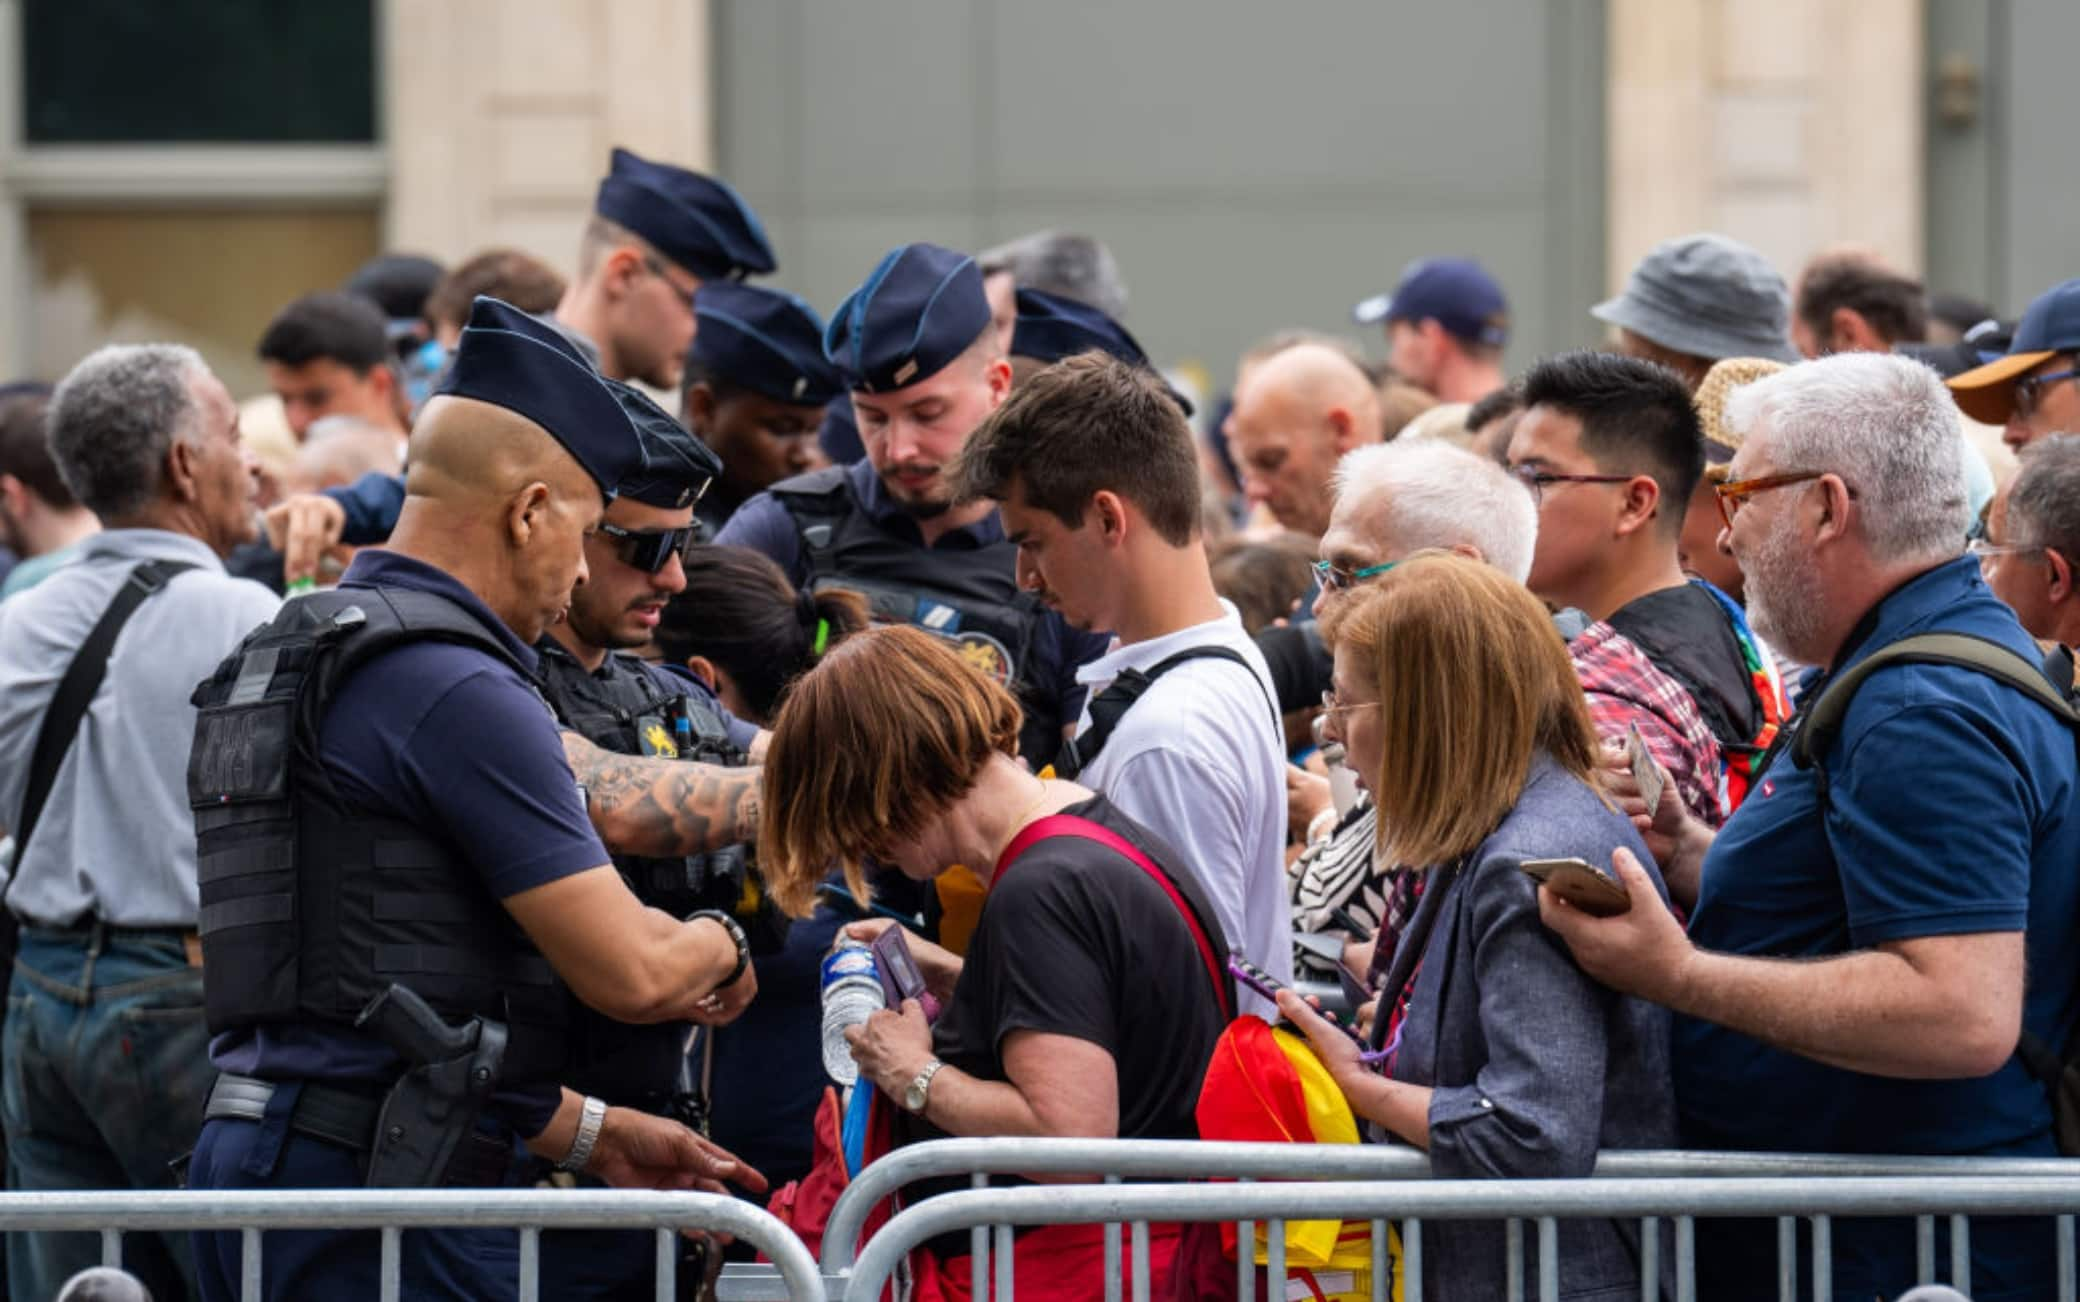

{"left": 1070, "top": 602, "right": 1290, "bottom": 1018}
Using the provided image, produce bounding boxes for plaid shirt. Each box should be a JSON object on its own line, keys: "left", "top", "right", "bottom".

{"left": 1570, "top": 619, "right": 1727, "bottom": 826}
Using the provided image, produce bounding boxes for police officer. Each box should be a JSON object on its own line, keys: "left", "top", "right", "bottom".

{"left": 185, "top": 299, "right": 761, "bottom": 1302}
{"left": 531, "top": 378, "right": 775, "bottom": 1299}
{"left": 268, "top": 146, "right": 778, "bottom": 582}
{"left": 716, "top": 242, "right": 1109, "bottom": 766}
{"left": 680, "top": 281, "right": 845, "bottom": 537}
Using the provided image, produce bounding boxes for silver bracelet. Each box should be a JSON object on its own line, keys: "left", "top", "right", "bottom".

{"left": 558, "top": 1095, "right": 608, "bottom": 1173}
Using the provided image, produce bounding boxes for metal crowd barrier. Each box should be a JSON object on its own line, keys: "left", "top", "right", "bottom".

{"left": 0, "top": 1187, "right": 825, "bottom": 1302}
{"left": 839, "top": 1174, "right": 2080, "bottom": 1302}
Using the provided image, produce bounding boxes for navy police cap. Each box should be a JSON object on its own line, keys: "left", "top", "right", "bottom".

{"left": 604, "top": 378, "right": 722, "bottom": 510}
{"left": 433, "top": 296, "right": 644, "bottom": 497}
{"left": 1011, "top": 288, "right": 1194, "bottom": 416}
{"left": 824, "top": 243, "right": 991, "bottom": 393}
{"left": 692, "top": 281, "right": 844, "bottom": 407}
{"left": 595, "top": 147, "right": 777, "bottom": 282}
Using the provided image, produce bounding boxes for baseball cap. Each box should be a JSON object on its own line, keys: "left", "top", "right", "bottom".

{"left": 1352, "top": 257, "right": 1509, "bottom": 348}
{"left": 1946, "top": 278, "right": 2080, "bottom": 423}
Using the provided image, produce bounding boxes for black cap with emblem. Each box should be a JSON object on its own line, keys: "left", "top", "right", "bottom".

{"left": 823, "top": 243, "right": 992, "bottom": 394}
{"left": 603, "top": 378, "right": 720, "bottom": 510}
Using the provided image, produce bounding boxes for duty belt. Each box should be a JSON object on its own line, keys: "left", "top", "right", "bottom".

{"left": 204, "top": 1074, "right": 515, "bottom": 1188}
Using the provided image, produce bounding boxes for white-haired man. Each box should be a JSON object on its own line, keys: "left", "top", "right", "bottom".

{"left": 1290, "top": 439, "right": 1721, "bottom": 978}
{"left": 1542, "top": 352, "right": 2080, "bottom": 1300}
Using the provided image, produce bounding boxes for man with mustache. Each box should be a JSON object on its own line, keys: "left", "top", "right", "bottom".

{"left": 716, "top": 242, "right": 1107, "bottom": 766}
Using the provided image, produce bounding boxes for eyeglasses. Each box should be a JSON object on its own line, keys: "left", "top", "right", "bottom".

{"left": 1508, "top": 465, "right": 1633, "bottom": 506}
{"left": 1311, "top": 558, "right": 1398, "bottom": 592}
{"left": 641, "top": 255, "right": 700, "bottom": 312}
{"left": 1319, "top": 688, "right": 1381, "bottom": 720}
{"left": 597, "top": 521, "right": 699, "bottom": 573}
{"left": 1967, "top": 538, "right": 2047, "bottom": 565}
{"left": 2013, "top": 365, "right": 2080, "bottom": 421}
{"left": 1713, "top": 471, "right": 1830, "bottom": 530}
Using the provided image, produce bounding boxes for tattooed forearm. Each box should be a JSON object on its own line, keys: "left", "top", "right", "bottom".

{"left": 563, "top": 731, "right": 763, "bottom": 857}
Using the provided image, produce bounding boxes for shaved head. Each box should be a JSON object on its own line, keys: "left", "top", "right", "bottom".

{"left": 392, "top": 395, "right": 608, "bottom": 642}
{"left": 1226, "top": 341, "right": 1385, "bottom": 537}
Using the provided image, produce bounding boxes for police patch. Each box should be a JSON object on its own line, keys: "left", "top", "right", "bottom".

{"left": 945, "top": 629, "right": 1015, "bottom": 686}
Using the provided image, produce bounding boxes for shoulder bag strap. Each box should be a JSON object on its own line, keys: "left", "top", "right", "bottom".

{"left": 993, "top": 812, "right": 1234, "bottom": 1019}
{"left": 10, "top": 558, "right": 197, "bottom": 875}
{"left": 1053, "top": 644, "right": 1275, "bottom": 779}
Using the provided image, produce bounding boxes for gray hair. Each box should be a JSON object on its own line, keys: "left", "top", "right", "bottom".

{"left": 976, "top": 231, "right": 1128, "bottom": 320}
{"left": 2006, "top": 433, "right": 2080, "bottom": 562}
{"left": 1330, "top": 438, "right": 1538, "bottom": 583}
{"left": 1724, "top": 352, "right": 1968, "bottom": 564}
{"left": 47, "top": 344, "right": 210, "bottom": 519}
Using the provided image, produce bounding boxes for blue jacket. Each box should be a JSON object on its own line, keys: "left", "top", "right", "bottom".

{"left": 1390, "top": 754, "right": 1676, "bottom": 1301}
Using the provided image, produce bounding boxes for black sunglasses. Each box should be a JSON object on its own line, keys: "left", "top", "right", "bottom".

{"left": 597, "top": 521, "right": 698, "bottom": 573}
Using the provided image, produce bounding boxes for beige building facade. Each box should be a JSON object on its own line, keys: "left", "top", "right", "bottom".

{"left": 0, "top": 0, "right": 1949, "bottom": 394}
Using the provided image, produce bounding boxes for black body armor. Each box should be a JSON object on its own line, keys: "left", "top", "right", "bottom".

{"left": 770, "top": 465, "right": 1061, "bottom": 765}
{"left": 531, "top": 641, "right": 773, "bottom": 1116}
{"left": 188, "top": 586, "right": 568, "bottom": 1084}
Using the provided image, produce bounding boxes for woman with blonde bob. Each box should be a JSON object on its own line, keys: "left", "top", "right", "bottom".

{"left": 1278, "top": 553, "right": 1677, "bottom": 1301}
{"left": 760, "top": 624, "right": 1232, "bottom": 1301}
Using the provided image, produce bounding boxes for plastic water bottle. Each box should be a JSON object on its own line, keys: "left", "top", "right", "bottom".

{"left": 819, "top": 938, "right": 885, "bottom": 1086}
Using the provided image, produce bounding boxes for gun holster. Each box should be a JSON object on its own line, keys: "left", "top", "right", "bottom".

{"left": 356, "top": 983, "right": 509, "bottom": 1188}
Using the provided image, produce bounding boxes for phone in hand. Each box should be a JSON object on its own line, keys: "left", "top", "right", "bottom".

{"left": 1625, "top": 723, "right": 1667, "bottom": 820}
{"left": 1228, "top": 950, "right": 1388, "bottom": 1062}
{"left": 870, "top": 926, "right": 940, "bottom": 1020}
{"left": 1520, "top": 856, "right": 1632, "bottom": 917}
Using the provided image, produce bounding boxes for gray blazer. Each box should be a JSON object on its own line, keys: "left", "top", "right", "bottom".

{"left": 1388, "top": 754, "right": 1677, "bottom": 1301}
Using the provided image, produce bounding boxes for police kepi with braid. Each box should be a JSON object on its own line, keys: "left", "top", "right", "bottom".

{"left": 183, "top": 296, "right": 764, "bottom": 1302}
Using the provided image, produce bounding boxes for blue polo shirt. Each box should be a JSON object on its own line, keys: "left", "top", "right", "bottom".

{"left": 210, "top": 549, "right": 609, "bottom": 1137}
{"left": 1678, "top": 556, "right": 2080, "bottom": 1300}
{"left": 716, "top": 456, "right": 1110, "bottom": 712}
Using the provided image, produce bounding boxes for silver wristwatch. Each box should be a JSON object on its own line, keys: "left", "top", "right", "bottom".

{"left": 902, "top": 1059, "right": 946, "bottom": 1116}
{"left": 558, "top": 1095, "right": 609, "bottom": 1173}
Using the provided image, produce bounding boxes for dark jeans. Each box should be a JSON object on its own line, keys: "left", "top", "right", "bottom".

{"left": 189, "top": 1115, "right": 521, "bottom": 1302}
{"left": 4, "top": 926, "right": 211, "bottom": 1302}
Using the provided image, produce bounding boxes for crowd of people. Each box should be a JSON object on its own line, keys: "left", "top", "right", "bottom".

{"left": 0, "top": 140, "right": 2074, "bottom": 1302}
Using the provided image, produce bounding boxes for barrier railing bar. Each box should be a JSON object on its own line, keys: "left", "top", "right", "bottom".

{"left": 1371, "top": 1216, "right": 1389, "bottom": 1302}
{"left": 0, "top": 1189, "right": 824, "bottom": 1302}
{"left": 1104, "top": 1173, "right": 1121, "bottom": 1302}
{"left": 1812, "top": 1213, "right": 1831, "bottom": 1302}
{"left": 994, "top": 1221, "right": 1014, "bottom": 1301}
{"left": 653, "top": 1227, "right": 673, "bottom": 1302}
{"left": 1538, "top": 1216, "right": 1559, "bottom": 1302}
{"left": 816, "top": 1137, "right": 2080, "bottom": 1272}
{"left": 380, "top": 1225, "right": 400, "bottom": 1302}
{"left": 1267, "top": 1216, "right": 1286, "bottom": 1298}
{"left": 971, "top": 1171, "right": 989, "bottom": 1301}
{"left": 1406, "top": 1216, "right": 1423, "bottom": 1302}
{"left": 518, "top": 1225, "right": 538, "bottom": 1302}
{"left": 1131, "top": 1217, "right": 1149, "bottom": 1302}
{"left": 1676, "top": 1215, "right": 1694, "bottom": 1302}
{"left": 1775, "top": 1216, "right": 1794, "bottom": 1301}
{"left": 1952, "top": 1214, "right": 1971, "bottom": 1294}
{"left": 1640, "top": 1215, "right": 1658, "bottom": 1302}
{"left": 100, "top": 1227, "right": 120, "bottom": 1269}
{"left": 1236, "top": 1174, "right": 1254, "bottom": 1302}
{"left": 1917, "top": 1215, "right": 1935, "bottom": 1283}
{"left": 240, "top": 1226, "right": 261, "bottom": 1302}
{"left": 2060, "top": 1213, "right": 2075, "bottom": 1302}
{"left": 1507, "top": 1217, "right": 1524, "bottom": 1301}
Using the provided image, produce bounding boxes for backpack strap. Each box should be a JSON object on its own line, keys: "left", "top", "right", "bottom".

{"left": 10, "top": 558, "right": 196, "bottom": 873}
{"left": 1053, "top": 645, "right": 1275, "bottom": 780}
{"left": 1790, "top": 632, "right": 2080, "bottom": 776}
{"left": 993, "top": 812, "right": 1235, "bottom": 1020}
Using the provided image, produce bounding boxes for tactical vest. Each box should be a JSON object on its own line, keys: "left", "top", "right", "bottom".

{"left": 771, "top": 465, "right": 1061, "bottom": 764}
{"left": 188, "top": 586, "right": 568, "bottom": 1084}
{"left": 532, "top": 641, "right": 759, "bottom": 1112}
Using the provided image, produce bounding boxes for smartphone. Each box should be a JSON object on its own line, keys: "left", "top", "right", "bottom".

{"left": 1227, "top": 951, "right": 1388, "bottom": 1061}
{"left": 1520, "top": 856, "right": 1632, "bottom": 917}
{"left": 870, "top": 926, "right": 940, "bottom": 1020}
{"left": 1625, "top": 723, "right": 1667, "bottom": 820}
